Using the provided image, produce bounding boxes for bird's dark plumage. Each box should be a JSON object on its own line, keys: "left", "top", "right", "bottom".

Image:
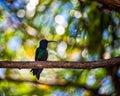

{"left": 31, "top": 39, "right": 56, "bottom": 80}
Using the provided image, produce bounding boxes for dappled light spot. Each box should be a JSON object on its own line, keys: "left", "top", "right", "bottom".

{"left": 103, "top": 52, "right": 111, "bottom": 59}
{"left": 55, "top": 25, "right": 65, "bottom": 35}
{"left": 76, "top": 35, "right": 81, "bottom": 42}
{"left": 71, "top": 52, "right": 80, "bottom": 61}
{"left": 29, "top": 0, "right": 39, "bottom": 6}
{"left": 55, "top": 15, "right": 68, "bottom": 27}
{"left": 55, "top": 15, "right": 65, "bottom": 25}
{"left": 39, "top": 69, "right": 65, "bottom": 84}
{"left": 25, "top": 39, "right": 36, "bottom": 47}
{"left": 26, "top": 0, "right": 38, "bottom": 11}
{"left": 74, "top": 11, "right": 82, "bottom": 18}
{"left": 71, "top": 0, "right": 79, "bottom": 5}
{"left": 26, "top": 26, "right": 38, "bottom": 37}
{"left": 70, "top": 10, "right": 75, "bottom": 16}
{"left": 38, "top": 5, "right": 46, "bottom": 12}
{"left": 26, "top": 0, "right": 39, "bottom": 18}
{"left": 68, "top": 37, "right": 76, "bottom": 45}
{"left": 26, "top": 2, "right": 36, "bottom": 12}
{"left": 14, "top": 46, "right": 26, "bottom": 60}
{"left": 57, "top": 41, "right": 67, "bottom": 58}
{"left": 26, "top": 48, "right": 34, "bottom": 58}
{"left": 83, "top": 12, "right": 88, "bottom": 18}
{"left": 55, "top": 15, "right": 68, "bottom": 35}
{"left": 82, "top": 49, "right": 88, "bottom": 58}
{"left": 17, "top": 9, "right": 25, "bottom": 18}
{"left": 19, "top": 69, "right": 31, "bottom": 78}
{"left": 70, "top": 10, "right": 82, "bottom": 18}
{"left": 38, "top": 84, "right": 50, "bottom": 91}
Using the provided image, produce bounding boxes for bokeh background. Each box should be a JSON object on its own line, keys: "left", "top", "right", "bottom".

{"left": 0, "top": 0, "right": 120, "bottom": 96}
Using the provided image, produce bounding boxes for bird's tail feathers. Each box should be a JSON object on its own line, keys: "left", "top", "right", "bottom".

{"left": 36, "top": 69, "right": 43, "bottom": 80}
{"left": 30, "top": 69, "right": 43, "bottom": 80}
{"left": 30, "top": 69, "right": 37, "bottom": 75}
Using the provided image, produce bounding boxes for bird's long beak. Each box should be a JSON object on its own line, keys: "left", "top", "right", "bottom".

{"left": 48, "top": 41, "right": 57, "bottom": 43}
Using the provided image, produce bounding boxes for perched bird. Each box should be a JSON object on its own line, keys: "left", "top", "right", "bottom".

{"left": 31, "top": 39, "right": 56, "bottom": 80}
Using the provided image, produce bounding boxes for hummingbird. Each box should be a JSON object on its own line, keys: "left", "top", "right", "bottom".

{"left": 31, "top": 39, "right": 56, "bottom": 80}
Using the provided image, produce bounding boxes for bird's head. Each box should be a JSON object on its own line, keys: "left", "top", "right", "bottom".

{"left": 39, "top": 39, "right": 56, "bottom": 49}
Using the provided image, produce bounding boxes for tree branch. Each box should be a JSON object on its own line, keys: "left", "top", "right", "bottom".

{"left": 0, "top": 77, "right": 108, "bottom": 96}
{"left": 93, "top": 0, "right": 120, "bottom": 13}
{"left": 0, "top": 56, "right": 120, "bottom": 69}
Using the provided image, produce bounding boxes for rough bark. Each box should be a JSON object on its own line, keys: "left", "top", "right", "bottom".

{"left": 0, "top": 56, "right": 120, "bottom": 69}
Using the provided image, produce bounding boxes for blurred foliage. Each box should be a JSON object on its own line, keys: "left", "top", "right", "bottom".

{"left": 0, "top": 0, "right": 120, "bottom": 96}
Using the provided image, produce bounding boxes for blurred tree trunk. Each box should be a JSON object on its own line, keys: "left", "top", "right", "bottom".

{"left": 106, "top": 67, "right": 120, "bottom": 96}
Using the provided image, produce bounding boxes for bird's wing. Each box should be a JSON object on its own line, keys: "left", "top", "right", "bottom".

{"left": 35, "top": 48, "right": 39, "bottom": 61}
{"left": 35, "top": 48, "right": 45, "bottom": 61}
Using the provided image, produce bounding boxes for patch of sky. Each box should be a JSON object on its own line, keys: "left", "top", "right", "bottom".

{"left": 0, "top": 0, "right": 9, "bottom": 11}
{"left": 12, "top": 0, "right": 24, "bottom": 9}
{"left": 7, "top": 36, "right": 22, "bottom": 51}
{"left": 98, "top": 76, "right": 114, "bottom": 95}
{"left": 102, "top": 76, "right": 112, "bottom": 87}
{"left": 33, "top": 14, "right": 42, "bottom": 27}
{"left": 9, "top": 13, "right": 21, "bottom": 28}
{"left": 52, "top": 90, "right": 68, "bottom": 96}
{"left": 58, "top": 2, "right": 73, "bottom": 15}
{"left": 87, "top": 54, "right": 99, "bottom": 61}
{"left": 44, "top": 1, "right": 61, "bottom": 14}
{"left": 62, "top": 2, "right": 73, "bottom": 10}
{"left": 69, "top": 24, "right": 77, "bottom": 36}
{"left": 117, "top": 68, "right": 120, "bottom": 77}
{"left": 10, "top": 13, "right": 20, "bottom": 22}
{"left": 60, "top": 11, "right": 70, "bottom": 21}
{"left": 73, "top": 88, "right": 85, "bottom": 96}
{"left": 102, "top": 29, "right": 108, "bottom": 40}
{"left": 37, "top": 14, "right": 45, "bottom": 26}
{"left": 50, "top": 1, "right": 61, "bottom": 13}
{"left": 0, "top": 68, "right": 6, "bottom": 78}
{"left": 84, "top": 5, "right": 90, "bottom": 13}
{"left": 38, "top": 14, "right": 53, "bottom": 26}
{"left": 59, "top": 2, "right": 73, "bottom": 16}
{"left": 69, "top": 18, "right": 78, "bottom": 36}
{"left": 0, "top": 19, "right": 8, "bottom": 30}
{"left": 114, "top": 17, "right": 119, "bottom": 25}
{"left": 112, "top": 12, "right": 120, "bottom": 25}
{"left": 116, "top": 28, "right": 120, "bottom": 38}
{"left": 0, "top": 0, "right": 24, "bottom": 11}
{"left": 86, "top": 75, "right": 96, "bottom": 86}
